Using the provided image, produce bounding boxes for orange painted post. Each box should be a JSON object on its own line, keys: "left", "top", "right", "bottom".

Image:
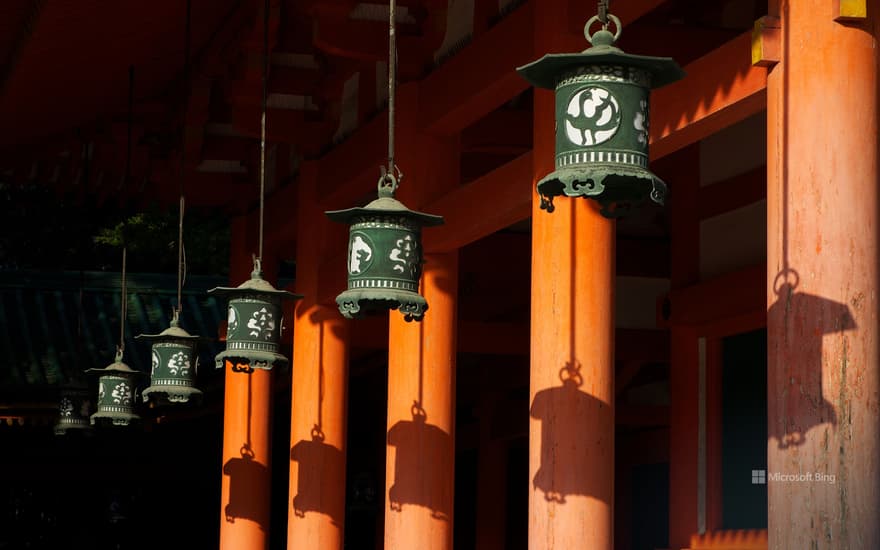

{"left": 218, "top": 218, "right": 274, "bottom": 550}
{"left": 287, "top": 161, "right": 351, "bottom": 550}
{"left": 766, "top": 1, "right": 879, "bottom": 547}
{"left": 383, "top": 82, "right": 459, "bottom": 550}
{"left": 384, "top": 250, "right": 458, "bottom": 550}
{"left": 528, "top": 2, "right": 614, "bottom": 548}
{"left": 662, "top": 144, "right": 702, "bottom": 548}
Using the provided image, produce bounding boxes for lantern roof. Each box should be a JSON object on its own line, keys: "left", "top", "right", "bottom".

{"left": 325, "top": 195, "right": 444, "bottom": 227}
{"left": 516, "top": 27, "right": 685, "bottom": 90}
{"left": 208, "top": 267, "right": 303, "bottom": 300}
{"left": 135, "top": 313, "right": 210, "bottom": 343}
{"left": 85, "top": 352, "right": 143, "bottom": 377}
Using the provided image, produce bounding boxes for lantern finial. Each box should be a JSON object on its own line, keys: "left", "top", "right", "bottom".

{"left": 517, "top": 3, "right": 685, "bottom": 217}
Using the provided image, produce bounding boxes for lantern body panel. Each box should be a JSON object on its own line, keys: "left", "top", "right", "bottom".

{"left": 326, "top": 194, "right": 443, "bottom": 322}
{"left": 54, "top": 386, "right": 93, "bottom": 435}
{"left": 91, "top": 372, "right": 141, "bottom": 426}
{"left": 142, "top": 340, "right": 202, "bottom": 404}
{"left": 209, "top": 272, "right": 301, "bottom": 372}
{"left": 336, "top": 215, "right": 429, "bottom": 320}
{"left": 516, "top": 31, "right": 685, "bottom": 217}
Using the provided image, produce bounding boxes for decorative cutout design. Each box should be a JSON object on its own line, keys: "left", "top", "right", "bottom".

{"left": 564, "top": 86, "right": 621, "bottom": 146}
{"left": 111, "top": 382, "right": 132, "bottom": 405}
{"left": 247, "top": 307, "right": 276, "bottom": 339}
{"left": 167, "top": 351, "right": 190, "bottom": 375}
{"left": 228, "top": 306, "right": 239, "bottom": 335}
{"left": 348, "top": 233, "right": 374, "bottom": 274}
{"left": 151, "top": 350, "right": 160, "bottom": 375}
{"left": 634, "top": 99, "right": 649, "bottom": 144}
{"left": 60, "top": 397, "right": 74, "bottom": 417}
{"left": 389, "top": 234, "right": 420, "bottom": 276}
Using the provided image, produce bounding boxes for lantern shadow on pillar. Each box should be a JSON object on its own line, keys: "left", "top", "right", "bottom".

{"left": 386, "top": 403, "right": 453, "bottom": 519}
{"left": 290, "top": 426, "right": 346, "bottom": 525}
{"left": 222, "top": 443, "right": 270, "bottom": 530}
{"left": 530, "top": 361, "right": 614, "bottom": 503}
{"left": 767, "top": 270, "right": 855, "bottom": 449}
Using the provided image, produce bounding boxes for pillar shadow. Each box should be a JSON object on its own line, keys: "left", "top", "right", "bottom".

{"left": 766, "top": 272, "right": 856, "bottom": 448}
{"left": 222, "top": 444, "right": 270, "bottom": 530}
{"left": 290, "top": 426, "right": 346, "bottom": 525}
{"left": 530, "top": 361, "right": 614, "bottom": 503}
{"left": 386, "top": 403, "right": 454, "bottom": 519}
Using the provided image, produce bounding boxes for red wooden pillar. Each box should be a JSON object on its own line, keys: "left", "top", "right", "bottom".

{"left": 529, "top": 1, "right": 615, "bottom": 548}
{"left": 663, "top": 144, "right": 702, "bottom": 547}
{"left": 766, "top": 1, "right": 879, "bottom": 547}
{"left": 383, "top": 83, "right": 459, "bottom": 550}
{"left": 219, "top": 218, "right": 274, "bottom": 550}
{"left": 288, "top": 161, "right": 351, "bottom": 549}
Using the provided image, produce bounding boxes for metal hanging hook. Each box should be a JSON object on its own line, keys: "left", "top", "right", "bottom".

{"left": 598, "top": 0, "right": 609, "bottom": 25}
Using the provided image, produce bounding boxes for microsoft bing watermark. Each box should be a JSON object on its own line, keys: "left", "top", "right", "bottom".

{"left": 751, "top": 469, "right": 836, "bottom": 485}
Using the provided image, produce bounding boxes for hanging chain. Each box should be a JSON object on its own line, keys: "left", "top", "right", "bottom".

{"left": 258, "top": 0, "right": 269, "bottom": 266}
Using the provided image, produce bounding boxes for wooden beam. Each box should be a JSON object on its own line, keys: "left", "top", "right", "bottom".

{"left": 423, "top": 152, "right": 532, "bottom": 253}
{"left": 658, "top": 263, "right": 765, "bottom": 327}
{"left": 698, "top": 165, "right": 765, "bottom": 220}
{"left": 651, "top": 32, "right": 768, "bottom": 160}
{"left": 418, "top": 2, "right": 534, "bottom": 136}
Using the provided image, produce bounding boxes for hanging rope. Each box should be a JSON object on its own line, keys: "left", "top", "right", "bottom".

{"left": 387, "top": 0, "right": 397, "bottom": 177}
{"left": 176, "top": 0, "right": 192, "bottom": 316}
{"left": 118, "top": 247, "right": 128, "bottom": 359}
{"left": 257, "top": 0, "right": 269, "bottom": 265}
{"left": 124, "top": 65, "right": 134, "bottom": 188}
{"left": 598, "top": 0, "right": 609, "bottom": 25}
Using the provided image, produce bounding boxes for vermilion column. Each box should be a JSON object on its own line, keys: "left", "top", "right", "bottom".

{"left": 385, "top": 250, "right": 458, "bottom": 550}
{"left": 219, "top": 219, "right": 274, "bottom": 550}
{"left": 528, "top": 1, "right": 615, "bottom": 548}
{"left": 383, "top": 82, "right": 459, "bottom": 550}
{"left": 288, "top": 161, "right": 351, "bottom": 549}
{"left": 766, "top": 1, "right": 879, "bottom": 548}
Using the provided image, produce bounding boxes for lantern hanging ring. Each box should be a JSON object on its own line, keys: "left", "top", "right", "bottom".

{"left": 585, "top": 13, "right": 622, "bottom": 44}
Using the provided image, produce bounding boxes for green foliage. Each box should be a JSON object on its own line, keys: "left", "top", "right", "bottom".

{"left": 0, "top": 184, "right": 229, "bottom": 275}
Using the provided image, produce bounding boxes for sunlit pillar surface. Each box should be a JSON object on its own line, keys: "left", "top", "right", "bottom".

{"left": 766, "top": 1, "right": 880, "bottom": 547}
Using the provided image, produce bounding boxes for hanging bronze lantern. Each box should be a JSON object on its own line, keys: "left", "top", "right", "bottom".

{"left": 136, "top": 310, "right": 206, "bottom": 406}
{"left": 516, "top": 10, "right": 685, "bottom": 217}
{"left": 86, "top": 350, "right": 143, "bottom": 427}
{"left": 208, "top": 263, "right": 301, "bottom": 373}
{"left": 325, "top": 173, "right": 444, "bottom": 322}
{"left": 53, "top": 382, "right": 94, "bottom": 435}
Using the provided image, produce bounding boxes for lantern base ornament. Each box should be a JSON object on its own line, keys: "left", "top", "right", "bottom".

{"left": 336, "top": 287, "right": 428, "bottom": 322}
{"left": 142, "top": 384, "right": 203, "bottom": 405}
{"left": 536, "top": 164, "right": 667, "bottom": 217}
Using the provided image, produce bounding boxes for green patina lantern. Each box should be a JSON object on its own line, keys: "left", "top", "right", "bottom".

{"left": 325, "top": 173, "right": 444, "bottom": 322}
{"left": 86, "top": 350, "right": 143, "bottom": 427}
{"left": 208, "top": 261, "right": 302, "bottom": 373}
{"left": 136, "top": 310, "right": 207, "bottom": 405}
{"left": 54, "top": 381, "right": 94, "bottom": 436}
{"left": 516, "top": 10, "right": 685, "bottom": 217}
